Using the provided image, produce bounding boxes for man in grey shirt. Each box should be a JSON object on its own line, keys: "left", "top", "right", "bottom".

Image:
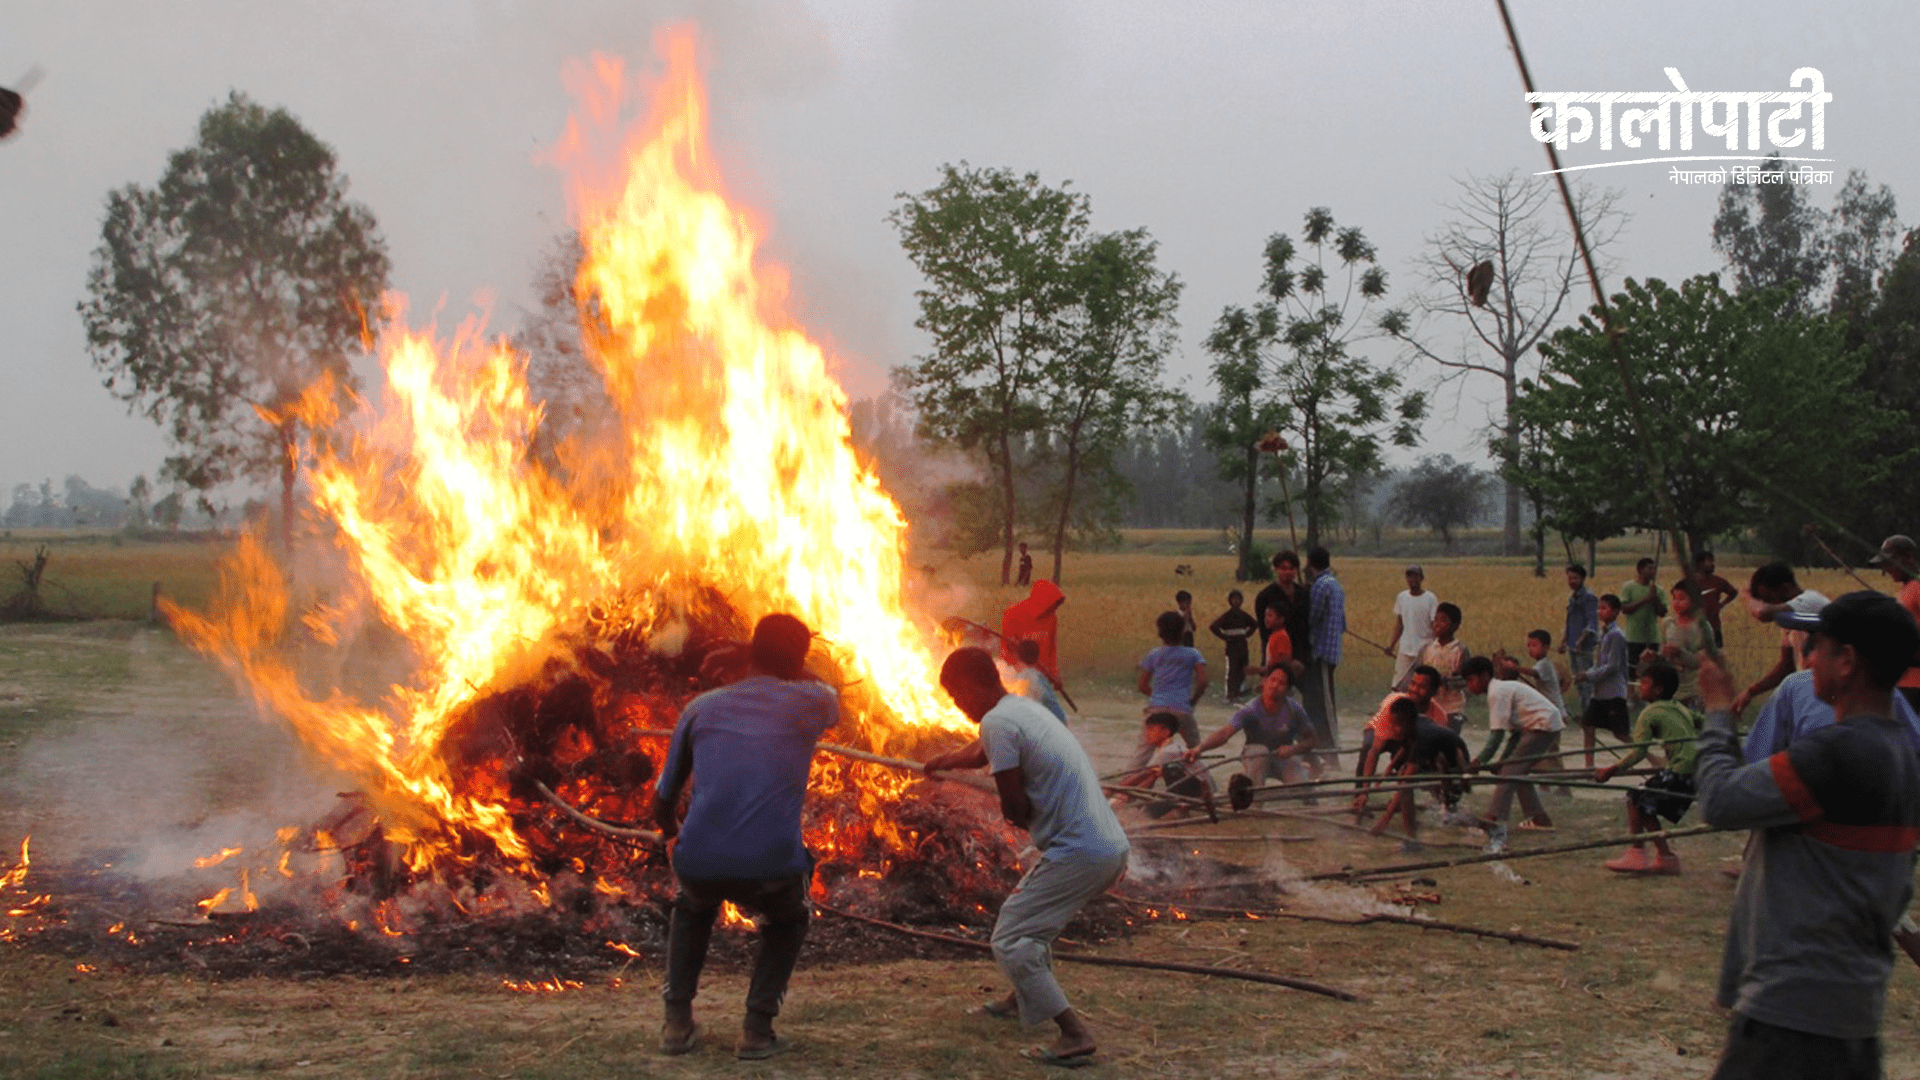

{"left": 1694, "top": 592, "right": 1920, "bottom": 1079}
{"left": 926, "top": 647, "right": 1130, "bottom": 1068}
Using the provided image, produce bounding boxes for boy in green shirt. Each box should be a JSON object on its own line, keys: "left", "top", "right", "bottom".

{"left": 1595, "top": 659, "right": 1699, "bottom": 875}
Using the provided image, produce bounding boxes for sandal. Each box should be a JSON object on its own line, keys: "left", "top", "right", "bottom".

{"left": 1024, "top": 1046, "right": 1098, "bottom": 1068}
{"left": 1517, "top": 819, "right": 1555, "bottom": 831}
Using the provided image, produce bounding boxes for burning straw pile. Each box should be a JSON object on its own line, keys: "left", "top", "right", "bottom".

{"left": 0, "top": 35, "right": 1079, "bottom": 977}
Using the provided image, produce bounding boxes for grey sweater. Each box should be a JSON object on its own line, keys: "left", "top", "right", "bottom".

{"left": 1695, "top": 706, "right": 1920, "bottom": 1039}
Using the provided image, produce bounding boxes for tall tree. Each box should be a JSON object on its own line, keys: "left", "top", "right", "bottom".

{"left": 1513, "top": 276, "right": 1885, "bottom": 554}
{"left": 890, "top": 164, "right": 1088, "bottom": 583}
{"left": 1033, "top": 228, "right": 1183, "bottom": 582}
{"left": 1711, "top": 156, "right": 1829, "bottom": 316}
{"left": 1829, "top": 172, "right": 1904, "bottom": 321}
{"left": 1389, "top": 171, "right": 1623, "bottom": 555}
{"left": 1255, "top": 209, "right": 1427, "bottom": 549}
{"left": 80, "top": 92, "right": 390, "bottom": 551}
{"left": 1203, "top": 304, "right": 1288, "bottom": 579}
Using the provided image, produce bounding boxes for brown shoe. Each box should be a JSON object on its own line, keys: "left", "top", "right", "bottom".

{"left": 659, "top": 1020, "right": 699, "bottom": 1056}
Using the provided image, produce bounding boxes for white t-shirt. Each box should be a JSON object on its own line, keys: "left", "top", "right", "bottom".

{"left": 1486, "top": 677, "right": 1564, "bottom": 733}
{"left": 980, "top": 694, "right": 1131, "bottom": 863}
{"left": 1393, "top": 589, "right": 1440, "bottom": 657}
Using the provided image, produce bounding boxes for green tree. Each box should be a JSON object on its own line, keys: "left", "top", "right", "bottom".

{"left": 1033, "top": 228, "right": 1183, "bottom": 582}
{"left": 80, "top": 92, "right": 391, "bottom": 552}
{"left": 127, "top": 474, "right": 152, "bottom": 528}
{"left": 1713, "top": 157, "right": 1903, "bottom": 321}
{"left": 1844, "top": 229, "right": 1920, "bottom": 543}
{"left": 1253, "top": 209, "right": 1426, "bottom": 549}
{"left": 1386, "top": 454, "right": 1489, "bottom": 549}
{"left": 1514, "top": 276, "right": 1884, "bottom": 554}
{"left": 1391, "top": 171, "right": 1623, "bottom": 555}
{"left": 1203, "top": 304, "right": 1289, "bottom": 580}
{"left": 889, "top": 164, "right": 1088, "bottom": 583}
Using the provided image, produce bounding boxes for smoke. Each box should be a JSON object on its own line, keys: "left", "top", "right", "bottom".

{"left": 2, "top": 626, "right": 353, "bottom": 909}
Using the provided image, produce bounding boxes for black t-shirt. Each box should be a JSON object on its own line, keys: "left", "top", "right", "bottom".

{"left": 1254, "top": 581, "right": 1312, "bottom": 662}
{"left": 1385, "top": 718, "right": 1468, "bottom": 771}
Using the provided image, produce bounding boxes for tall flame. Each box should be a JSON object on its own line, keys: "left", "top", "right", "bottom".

{"left": 168, "top": 27, "right": 969, "bottom": 871}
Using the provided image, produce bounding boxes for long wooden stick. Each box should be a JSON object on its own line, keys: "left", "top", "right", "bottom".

{"left": 815, "top": 902, "right": 1362, "bottom": 1002}
{"left": 630, "top": 727, "right": 996, "bottom": 793}
{"left": 1306, "top": 823, "right": 1723, "bottom": 881}
{"left": 533, "top": 780, "right": 662, "bottom": 843}
{"left": 1112, "top": 895, "right": 1579, "bottom": 952}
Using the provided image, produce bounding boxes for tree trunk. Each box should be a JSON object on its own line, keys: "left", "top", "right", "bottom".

{"left": 1238, "top": 444, "right": 1259, "bottom": 581}
{"left": 1050, "top": 441, "right": 1080, "bottom": 586}
{"left": 997, "top": 432, "right": 1016, "bottom": 585}
{"left": 1586, "top": 537, "right": 1598, "bottom": 578}
{"left": 278, "top": 419, "right": 298, "bottom": 555}
{"left": 1502, "top": 380, "right": 1522, "bottom": 557}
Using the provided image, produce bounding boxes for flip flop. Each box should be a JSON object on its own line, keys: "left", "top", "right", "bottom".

{"left": 658, "top": 1021, "right": 699, "bottom": 1056}
{"left": 736, "top": 1034, "right": 793, "bottom": 1061}
{"left": 972, "top": 999, "right": 1019, "bottom": 1020}
{"left": 1024, "top": 1046, "right": 1097, "bottom": 1068}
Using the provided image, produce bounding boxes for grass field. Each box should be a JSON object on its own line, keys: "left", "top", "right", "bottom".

{"left": 1, "top": 530, "right": 1916, "bottom": 1078}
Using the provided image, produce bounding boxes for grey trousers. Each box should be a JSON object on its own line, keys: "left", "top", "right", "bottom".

{"left": 991, "top": 850, "right": 1129, "bottom": 1025}
{"left": 1485, "top": 729, "right": 1560, "bottom": 824}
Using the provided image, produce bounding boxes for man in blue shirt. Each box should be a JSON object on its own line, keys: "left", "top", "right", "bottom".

{"left": 1561, "top": 564, "right": 1599, "bottom": 714}
{"left": 653, "top": 613, "right": 839, "bottom": 1061}
{"left": 926, "top": 647, "right": 1130, "bottom": 1067}
{"left": 1303, "top": 546, "right": 1346, "bottom": 768}
{"left": 1742, "top": 668, "right": 1920, "bottom": 762}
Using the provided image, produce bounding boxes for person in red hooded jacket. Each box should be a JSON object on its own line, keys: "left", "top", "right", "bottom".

{"left": 1002, "top": 580, "right": 1066, "bottom": 688}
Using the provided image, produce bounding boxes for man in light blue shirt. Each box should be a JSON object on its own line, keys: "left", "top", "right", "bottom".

{"left": 926, "top": 647, "right": 1129, "bottom": 1067}
{"left": 1742, "top": 668, "right": 1920, "bottom": 763}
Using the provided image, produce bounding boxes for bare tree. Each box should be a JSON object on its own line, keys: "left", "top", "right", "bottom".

{"left": 1387, "top": 170, "right": 1622, "bottom": 555}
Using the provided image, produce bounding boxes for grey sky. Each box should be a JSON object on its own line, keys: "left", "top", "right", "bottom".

{"left": 3, "top": 1, "right": 1911, "bottom": 505}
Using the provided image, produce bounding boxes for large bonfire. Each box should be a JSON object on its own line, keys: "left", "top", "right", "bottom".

{"left": 5, "top": 30, "right": 1050, "bottom": 970}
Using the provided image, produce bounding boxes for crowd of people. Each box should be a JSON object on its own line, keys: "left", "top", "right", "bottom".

{"left": 643, "top": 533, "right": 1920, "bottom": 1076}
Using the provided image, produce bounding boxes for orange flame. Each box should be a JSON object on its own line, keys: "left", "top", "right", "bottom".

{"left": 164, "top": 26, "right": 969, "bottom": 880}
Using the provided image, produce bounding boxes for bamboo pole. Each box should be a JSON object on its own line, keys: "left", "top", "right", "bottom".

{"left": 815, "top": 902, "right": 1362, "bottom": 1002}
{"left": 1111, "top": 895, "right": 1580, "bottom": 952}
{"left": 1305, "top": 823, "right": 1723, "bottom": 882}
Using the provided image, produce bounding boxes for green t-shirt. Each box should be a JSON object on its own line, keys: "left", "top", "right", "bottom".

{"left": 1618, "top": 700, "right": 1701, "bottom": 776}
{"left": 1619, "top": 580, "right": 1664, "bottom": 644}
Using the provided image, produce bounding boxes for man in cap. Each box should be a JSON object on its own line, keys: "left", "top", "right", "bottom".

{"left": 1870, "top": 534, "right": 1920, "bottom": 714}
{"left": 1695, "top": 592, "right": 1920, "bottom": 1079}
{"left": 653, "top": 613, "right": 839, "bottom": 1060}
{"left": 1730, "top": 562, "right": 1830, "bottom": 716}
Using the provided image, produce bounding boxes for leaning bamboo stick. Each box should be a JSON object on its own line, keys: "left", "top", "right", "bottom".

{"left": 1110, "top": 895, "right": 1579, "bottom": 951}
{"left": 815, "top": 902, "right": 1362, "bottom": 1002}
{"left": 533, "top": 780, "right": 662, "bottom": 843}
{"left": 1306, "top": 823, "right": 1723, "bottom": 882}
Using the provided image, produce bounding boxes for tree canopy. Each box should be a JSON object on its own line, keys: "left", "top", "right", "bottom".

{"left": 891, "top": 163, "right": 1180, "bottom": 583}
{"left": 1386, "top": 454, "right": 1490, "bottom": 549}
{"left": 80, "top": 92, "right": 390, "bottom": 549}
{"left": 1512, "top": 275, "right": 1886, "bottom": 555}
